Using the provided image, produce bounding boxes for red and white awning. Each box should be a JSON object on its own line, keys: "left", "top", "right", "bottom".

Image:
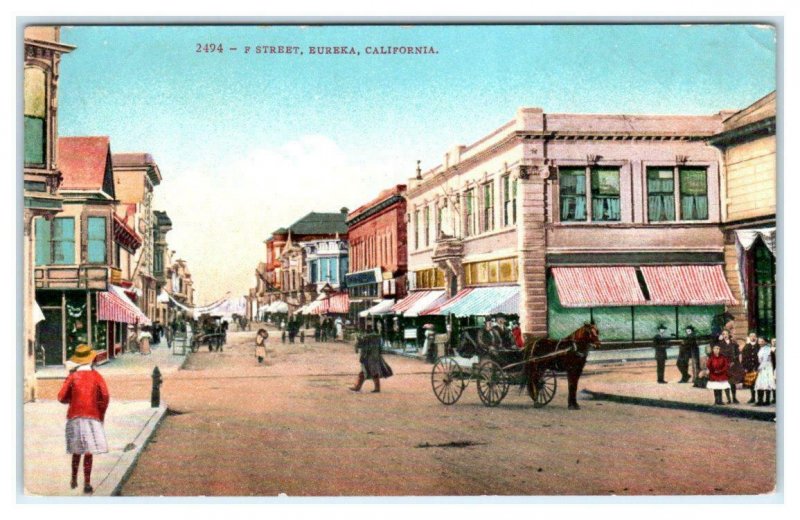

{"left": 552, "top": 267, "right": 647, "bottom": 308}
{"left": 323, "top": 293, "right": 350, "bottom": 314}
{"left": 640, "top": 265, "right": 738, "bottom": 306}
{"left": 97, "top": 285, "right": 151, "bottom": 325}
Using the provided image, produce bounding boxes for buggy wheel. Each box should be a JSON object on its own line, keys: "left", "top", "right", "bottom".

{"left": 528, "top": 368, "right": 557, "bottom": 407}
{"left": 431, "top": 357, "right": 466, "bottom": 405}
{"left": 476, "top": 360, "right": 509, "bottom": 407}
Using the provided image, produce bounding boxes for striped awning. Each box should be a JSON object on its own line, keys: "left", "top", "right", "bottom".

{"left": 98, "top": 285, "right": 152, "bottom": 325}
{"left": 640, "top": 265, "right": 738, "bottom": 306}
{"left": 321, "top": 293, "right": 350, "bottom": 314}
{"left": 422, "top": 285, "right": 520, "bottom": 317}
{"left": 359, "top": 299, "right": 396, "bottom": 318}
{"left": 552, "top": 267, "right": 647, "bottom": 308}
{"left": 403, "top": 290, "right": 448, "bottom": 317}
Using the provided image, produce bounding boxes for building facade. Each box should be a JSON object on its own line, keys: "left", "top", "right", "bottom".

{"left": 23, "top": 27, "right": 74, "bottom": 401}
{"left": 709, "top": 91, "right": 777, "bottom": 339}
{"left": 112, "top": 152, "right": 163, "bottom": 321}
{"left": 345, "top": 185, "right": 408, "bottom": 322}
{"left": 34, "top": 137, "right": 148, "bottom": 367}
{"left": 152, "top": 210, "right": 173, "bottom": 325}
{"left": 406, "top": 107, "right": 738, "bottom": 346}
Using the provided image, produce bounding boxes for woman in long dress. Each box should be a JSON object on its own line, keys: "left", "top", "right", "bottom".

{"left": 57, "top": 345, "right": 110, "bottom": 494}
{"left": 255, "top": 328, "right": 268, "bottom": 364}
{"left": 754, "top": 337, "right": 776, "bottom": 406}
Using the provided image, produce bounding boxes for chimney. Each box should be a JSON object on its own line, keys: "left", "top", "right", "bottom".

{"left": 340, "top": 207, "right": 348, "bottom": 215}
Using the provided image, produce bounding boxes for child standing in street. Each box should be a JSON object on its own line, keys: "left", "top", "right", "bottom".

{"left": 706, "top": 343, "right": 731, "bottom": 406}
{"left": 255, "top": 328, "right": 268, "bottom": 364}
{"left": 57, "top": 345, "right": 110, "bottom": 494}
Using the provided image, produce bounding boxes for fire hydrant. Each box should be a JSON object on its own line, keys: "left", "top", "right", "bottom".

{"left": 151, "top": 366, "right": 163, "bottom": 408}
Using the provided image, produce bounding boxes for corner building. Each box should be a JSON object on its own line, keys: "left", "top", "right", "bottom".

{"left": 406, "top": 107, "right": 739, "bottom": 346}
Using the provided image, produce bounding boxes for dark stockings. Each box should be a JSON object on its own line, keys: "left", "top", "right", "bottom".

{"left": 713, "top": 389, "right": 723, "bottom": 405}
{"left": 724, "top": 388, "right": 732, "bottom": 404}
{"left": 70, "top": 453, "right": 93, "bottom": 492}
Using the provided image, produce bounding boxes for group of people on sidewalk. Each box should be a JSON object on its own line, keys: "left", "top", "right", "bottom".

{"left": 652, "top": 315, "right": 777, "bottom": 407}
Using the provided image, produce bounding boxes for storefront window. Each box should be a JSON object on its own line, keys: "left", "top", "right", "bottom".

{"left": 591, "top": 167, "right": 621, "bottom": 221}
{"left": 679, "top": 168, "right": 708, "bottom": 220}
{"left": 559, "top": 167, "right": 586, "bottom": 221}
{"left": 87, "top": 216, "right": 107, "bottom": 264}
{"left": 647, "top": 167, "right": 676, "bottom": 222}
{"left": 464, "top": 258, "right": 517, "bottom": 285}
{"left": 753, "top": 240, "right": 776, "bottom": 338}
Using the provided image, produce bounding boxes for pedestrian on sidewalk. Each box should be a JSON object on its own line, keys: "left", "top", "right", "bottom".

{"left": 138, "top": 326, "right": 153, "bottom": 356}
{"left": 255, "top": 328, "right": 269, "bottom": 364}
{"left": 335, "top": 317, "right": 344, "bottom": 343}
{"left": 706, "top": 343, "right": 731, "bottom": 406}
{"left": 350, "top": 325, "right": 393, "bottom": 393}
{"left": 677, "top": 325, "right": 697, "bottom": 383}
{"left": 754, "top": 337, "right": 776, "bottom": 406}
{"left": 653, "top": 324, "right": 670, "bottom": 384}
{"left": 716, "top": 329, "right": 742, "bottom": 404}
{"left": 770, "top": 338, "right": 777, "bottom": 405}
{"left": 741, "top": 332, "right": 760, "bottom": 404}
{"left": 57, "top": 345, "right": 110, "bottom": 494}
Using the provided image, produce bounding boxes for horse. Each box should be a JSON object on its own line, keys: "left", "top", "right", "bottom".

{"left": 522, "top": 323, "right": 601, "bottom": 410}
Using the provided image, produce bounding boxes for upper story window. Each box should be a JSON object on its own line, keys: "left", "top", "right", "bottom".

{"left": 680, "top": 168, "right": 708, "bottom": 221}
{"left": 87, "top": 216, "right": 107, "bottom": 264}
{"left": 559, "top": 167, "right": 587, "bottom": 221}
{"left": 591, "top": 167, "right": 621, "bottom": 222}
{"left": 423, "top": 206, "right": 430, "bottom": 247}
{"left": 413, "top": 210, "right": 420, "bottom": 250}
{"left": 24, "top": 67, "right": 47, "bottom": 167}
{"left": 647, "top": 167, "right": 676, "bottom": 221}
{"left": 464, "top": 188, "right": 476, "bottom": 237}
{"left": 35, "top": 217, "right": 75, "bottom": 265}
{"left": 502, "top": 174, "right": 517, "bottom": 226}
{"left": 483, "top": 182, "right": 495, "bottom": 232}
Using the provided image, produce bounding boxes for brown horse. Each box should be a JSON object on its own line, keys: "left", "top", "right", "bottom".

{"left": 522, "top": 323, "right": 601, "bottom": 410}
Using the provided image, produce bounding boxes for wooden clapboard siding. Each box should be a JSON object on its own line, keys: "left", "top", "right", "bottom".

{"left": 722, "top": 243, "right": 747, "bottom": 337}
{"left": 724, "top": 135, "right": 776, "bottom": 223}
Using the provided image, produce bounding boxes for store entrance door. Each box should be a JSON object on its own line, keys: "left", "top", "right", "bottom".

{"left": 38, "top": 308, "right": 63, "bottom": 365}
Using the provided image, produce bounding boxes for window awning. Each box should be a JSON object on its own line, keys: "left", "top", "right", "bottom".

{"left": 268, "top": 301, "right": 289, "bottom": 313}
{"left": 322, "top": 293, "right": 350, "bottom": 314}
{"left": 552, "top": 267, "right": 647, "bottom": 308}
{"left": 358, "top": 299, "right": 396, "bottom": 317}
{"left": 422, "top": 285, "right": 520, "bottom": 317}
{"left": 98, "top": 285, "right": 152, "bottom": 325}
{"left": 640, "top": 265, "right": 738, "bottom": 306}
{"left": 394, "top": 290, "right": 447, "bottom": 317}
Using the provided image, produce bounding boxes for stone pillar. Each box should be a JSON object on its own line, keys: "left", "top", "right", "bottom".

{"left": 516, "top": 166, "right": 548, "bottom": 339}
{"left": 23, "top": 212, "right": 36, "bottom": 402}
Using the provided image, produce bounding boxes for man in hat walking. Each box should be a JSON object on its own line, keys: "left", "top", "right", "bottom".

{"left": 653, "top": 324, "right": 670, "bottom": 384}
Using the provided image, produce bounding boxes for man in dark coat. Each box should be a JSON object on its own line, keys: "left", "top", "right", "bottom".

{"left": 653, "top": 324, "right": 670, "bottom": 384}
{"left": 741, "top": 332, "right": 760, "bottom": 404}
{"left": 716, "top": 329, "right": 742, "bottom": 404}
{"left": 676, "top": 325, "right": 697, "bottom": 383}
{"left": 349, "top": 325, "right": 393, "bottom": 393}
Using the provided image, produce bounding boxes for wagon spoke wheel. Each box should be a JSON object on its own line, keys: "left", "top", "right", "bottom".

{"left": 476, "top": 360, "right": 509, "bottom": 407}
{"left": 431, "top": 357, "right": 466, "bottom": 405}
{"left": 528, "top": 368, "right": 557, "bottom": 408}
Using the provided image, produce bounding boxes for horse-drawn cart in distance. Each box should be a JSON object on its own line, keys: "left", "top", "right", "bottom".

{"left": 190, "top": 314, "right": 227, "bottom": 352}
{"left": 431, "top": 323, "right": 600, "bottom": 409}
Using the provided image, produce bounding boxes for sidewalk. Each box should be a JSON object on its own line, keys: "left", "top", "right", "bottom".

{"left": 37, "top": 341, "right": 188, "bottom": 380}
{"left": 582, "top": 360, "right": 776, "bottom": 421}
{"left": 23, "top": 400, "right": 167, "bottom": 497}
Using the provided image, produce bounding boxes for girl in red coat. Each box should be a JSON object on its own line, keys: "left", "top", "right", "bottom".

{"left": 706, "top": 344, "right": 731, "bottom": 406}
{"left": 57, "top": 345, "right": 110, "bottom": 494}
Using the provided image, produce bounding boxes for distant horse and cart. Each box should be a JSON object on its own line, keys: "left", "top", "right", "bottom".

{"left": 190, "top": 314, "right": 228, "bottom": 353}
{"left": 431, "top": 323, "right": 600, "bottom": 409}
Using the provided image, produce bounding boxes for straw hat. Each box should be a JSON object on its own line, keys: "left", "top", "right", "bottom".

{"left": 69, "top": 344, "right": 96, "bottom": 365}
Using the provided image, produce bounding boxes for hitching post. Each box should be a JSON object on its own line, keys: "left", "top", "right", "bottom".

{"left": 151, "top": 366, "right": 163, "bottom": 408}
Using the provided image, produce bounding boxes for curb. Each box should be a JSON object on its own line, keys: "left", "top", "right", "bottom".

{"left": 93, "top": 404, "right": 168, "bottom": 496}
{"left": 581, "top": 389, "right": 776, "bottom": 422}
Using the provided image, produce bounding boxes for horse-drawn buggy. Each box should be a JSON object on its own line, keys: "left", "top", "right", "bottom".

{"left": 431, "top": 323, "right": 600, "bottom": 409}
{"left": 191, "top": 314, "right": 228, "bottom": 352}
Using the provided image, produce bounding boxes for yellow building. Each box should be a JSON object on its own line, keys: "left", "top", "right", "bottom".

{"left": 710, "top": 91, "right": 777, "bottom": 338}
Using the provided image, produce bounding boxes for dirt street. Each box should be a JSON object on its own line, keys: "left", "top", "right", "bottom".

{"left": 37, "top": 329, "right": 777, "bottom": 496}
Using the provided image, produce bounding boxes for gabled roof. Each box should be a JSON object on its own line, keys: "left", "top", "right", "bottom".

{"left": 287, "top": 211, "right": 348, "bottom": 236}
{"left": 58, "top": 136, "right": 114, "bottom": 196}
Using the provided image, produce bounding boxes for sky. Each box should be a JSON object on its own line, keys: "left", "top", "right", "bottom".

{"left": 56, "top": 24, "right": 777, "bottom": 304}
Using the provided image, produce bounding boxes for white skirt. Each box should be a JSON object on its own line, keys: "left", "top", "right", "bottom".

{"left": 707, "top": 381, "right": 730, "bottom": 390}
{"left": 65, "top": 418, "right": 108, "bottom": 454}
{"left": 754, "top": 365, "right": 776, "bottom": 391}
